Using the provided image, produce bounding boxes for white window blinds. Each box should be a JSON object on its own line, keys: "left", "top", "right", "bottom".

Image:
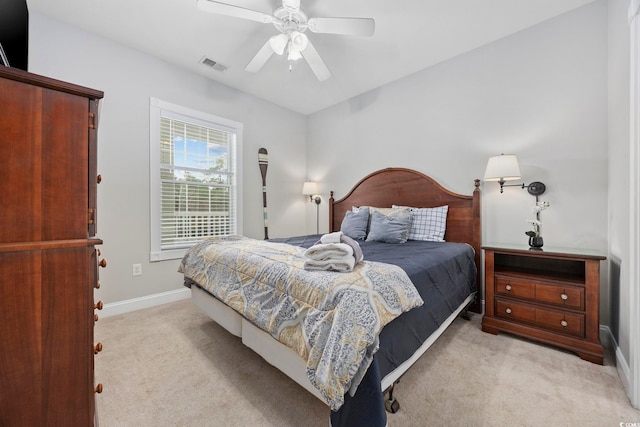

{"left": 150, "top": 98, "right": 242, "bottom": 261}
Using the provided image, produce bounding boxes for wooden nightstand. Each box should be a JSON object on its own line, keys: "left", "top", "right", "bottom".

{"left": 481, "top": 245, "right": 606, "bottom": 364}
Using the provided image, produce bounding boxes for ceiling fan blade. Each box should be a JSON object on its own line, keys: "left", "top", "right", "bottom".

{"left": 307, "top": 17, "right": 375, "bottom": 36}
{"left": 245, "top": 40, "right": 275, "bottom": 72}
{"left": 197, "top": 0, "right": 273, "bottom": 24}
{"left": 301, "top": 40, "right": 330, "bottom": 81}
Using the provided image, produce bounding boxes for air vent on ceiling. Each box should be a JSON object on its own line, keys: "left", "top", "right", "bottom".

{"left": 199, "top": 56, "right": 228, "bottom": 72}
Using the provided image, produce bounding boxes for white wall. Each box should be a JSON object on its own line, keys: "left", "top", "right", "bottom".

{"left": 608, "top": 0, "right": 631, "bottom": 366}
{"left": 307, "top": 2, "right": 609, "bottom": 316}
{"left": 28, "top": 13, "right": 309, "bottom": 305}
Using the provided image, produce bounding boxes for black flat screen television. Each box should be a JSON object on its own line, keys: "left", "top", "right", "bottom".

{"left": 0, "top": 0, "right": 28, "bottom": 71}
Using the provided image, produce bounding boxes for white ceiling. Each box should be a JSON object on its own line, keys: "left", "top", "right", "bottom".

{"left": 27, "top": 0, "right": 596, "bottom": 115}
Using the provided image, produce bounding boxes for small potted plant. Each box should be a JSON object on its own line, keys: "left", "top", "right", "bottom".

{"left": 525, "top": 219, "right": 543, "bottom": 248}
{"left": 525, "top": 201, "right": 550, "bottom": 248}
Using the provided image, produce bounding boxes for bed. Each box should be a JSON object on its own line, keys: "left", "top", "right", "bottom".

{"left": 180, "top": 168, "right": 481, "bottom": 426}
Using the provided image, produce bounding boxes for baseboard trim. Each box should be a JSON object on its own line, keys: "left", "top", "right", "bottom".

{"left": 601, "top": 325, "right": 632, "bottom": 396}
{"left": 101, "top": 288, "right": 190, "bottom": 318}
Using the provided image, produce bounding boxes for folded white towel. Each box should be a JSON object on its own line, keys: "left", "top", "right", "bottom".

{"left": 320, "top": 231, "right": 343, "bottom": 244}
{"left": 303, "top": 257, "right": 355, "bottom": 272}
{"left": 304, "top": 243, "right": 354, "bottom": 261}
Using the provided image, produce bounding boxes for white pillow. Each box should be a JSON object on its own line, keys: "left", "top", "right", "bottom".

{"left": 392, "top": 205, "right": 448, "bottom": 242}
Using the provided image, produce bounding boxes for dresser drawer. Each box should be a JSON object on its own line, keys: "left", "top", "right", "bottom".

{"left": 495, "top": 275, "right": 535, "bottom": 299}
{"left": 495, "top": 297, "right": 585, "bottom": 338}
{"left": 495, "top": 298, "right": 536, "bottom": 325}
{"left": 496, "top": 274, "right": 584, "bottom": 310}
{"left": 535, "top": 307, "right": 584, "bottom": 337}
{"left": 535, "top": 283, "right": 584, "bottom": 310}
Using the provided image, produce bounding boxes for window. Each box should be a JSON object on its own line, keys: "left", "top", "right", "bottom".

{"left": 150, "top": 98, "right": 242, "bottom": 261}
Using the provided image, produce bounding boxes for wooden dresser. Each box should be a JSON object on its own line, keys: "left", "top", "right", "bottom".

{"left": 0, "top": 67, "right": 105, "bottom": 425}
{"left": 482, "top": 245, "right": 605, "bottom": 364}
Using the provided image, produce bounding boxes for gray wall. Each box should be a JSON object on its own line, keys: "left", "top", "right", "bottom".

{"left": 307, "top": 1, "right": 609, "bottom": 317}
{"left": 28, "top": 13, "right": 310, "bottom": 305}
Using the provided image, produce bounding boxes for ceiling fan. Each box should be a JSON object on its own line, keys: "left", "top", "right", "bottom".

{"left": 197, "top": 0, "right": 375, "bottom": 81}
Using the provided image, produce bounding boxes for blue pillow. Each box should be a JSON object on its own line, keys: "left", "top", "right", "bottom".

{"left": 340, "top": 206, "right": 369, "bottom": 240}
{"left": 365, "top": 209, "right": 412, "bottom": 243}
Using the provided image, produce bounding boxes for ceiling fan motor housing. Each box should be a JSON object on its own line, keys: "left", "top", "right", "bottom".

{"left": 273, "top": 7, "right": 308, "bottom": 34}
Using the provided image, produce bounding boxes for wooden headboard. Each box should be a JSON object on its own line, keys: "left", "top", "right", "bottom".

{"left": 329, "top": 168, "right": 482, "bottom": 313}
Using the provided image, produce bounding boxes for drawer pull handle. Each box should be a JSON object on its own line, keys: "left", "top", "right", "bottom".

{"left": 505, "top": 284, "right": 512, "bottom": 291}
{"left": 99, "top": 258, "right": 107, "bottom": 268}
{"left": 561, "top": 293, "right": 568, "bottom": 300}
{"left": 94, "top": 301, "right": 103, "bottom": 310}
{"left": 94, "top": 314, "right": 99, "bottom": 322}
{"left": 561, "top": 320, "right": 568, "bottom": 327}
{"left": 505, "top": 308, "right": 512, "bottom": 314}
{"left": 95, "top": 384, "right": 103, "bottom": 394}
{"left": 94, "top": 342, "right": 103, "bottom": 354}
{"left": 97, "top": 174, "right": 102, "bottom": 184}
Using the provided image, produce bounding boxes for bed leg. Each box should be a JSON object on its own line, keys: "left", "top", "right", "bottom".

{"left": 460, "top": 308, "right": 471, "bottom": 321}
{"left": 384, "top": 382, "right": 401, "bottom": 413}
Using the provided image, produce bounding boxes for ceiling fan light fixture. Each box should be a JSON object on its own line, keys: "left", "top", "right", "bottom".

{"left": 287, "top": 45, "right": 303, "bottom": 61}
{"left": 269, "top": 33, "right": 288, "bottom": 55}
{"left": 289, "top": 31, "right": 308, "bottom": 52}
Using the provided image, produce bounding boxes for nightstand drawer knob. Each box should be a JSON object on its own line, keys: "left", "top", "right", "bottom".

{"left": 561, "top": 293, "right": 568, "bottom": 300}
{"left": 505, "top": 284, "right": 512, "bottom": 291}
{"left": 561, "top": 320, "right": 568, "bottom": 327}
{"left": 505, "top": 308, "right": 512, "bottom": 314}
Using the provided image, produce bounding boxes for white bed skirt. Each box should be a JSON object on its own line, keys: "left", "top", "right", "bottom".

{"left": 191, "top": 285, "right": 474, "bottom": 405}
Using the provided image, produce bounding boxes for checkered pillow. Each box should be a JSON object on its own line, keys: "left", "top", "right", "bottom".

{"left": 392, "top": 205, "right": 448, "bottom": 242}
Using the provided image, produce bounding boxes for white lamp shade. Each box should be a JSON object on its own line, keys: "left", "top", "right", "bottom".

{"left": 483, "top": 154, "right": 522, "bottom": 182}
{"left": 287, "top": 47, "right": 303, "bottom": 61}
{"left": 290, "top": 31, "right": 308, "bottom": 52}
{"left": 269, "top": 34, "right": 288, "bottom": 55}
{"left": 302, "top": 181, "right": 318, "bottom": 195}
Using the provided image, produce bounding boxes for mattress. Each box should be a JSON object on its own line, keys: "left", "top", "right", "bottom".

{"left": 271, "top": 235, "right": 478, "bottom": 380}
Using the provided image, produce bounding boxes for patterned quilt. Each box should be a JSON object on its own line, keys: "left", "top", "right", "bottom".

{"left": 179, "top": 235, "right": 423, "bottom": 411}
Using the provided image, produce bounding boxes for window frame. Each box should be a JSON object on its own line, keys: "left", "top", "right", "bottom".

{"left": 149, "top": 98, "right": 243, "bottom": 261}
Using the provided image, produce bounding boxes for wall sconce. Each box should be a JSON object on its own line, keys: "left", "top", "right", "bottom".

{"left": 483, "top": 154, "right": 546, "bottom": 198}
{"left": 302, "top": 181, "right": 321, "bottom": 234}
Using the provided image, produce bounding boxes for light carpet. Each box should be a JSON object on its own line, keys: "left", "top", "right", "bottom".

{"left": 95, "top": 300, "right": 640, "bottom": 426}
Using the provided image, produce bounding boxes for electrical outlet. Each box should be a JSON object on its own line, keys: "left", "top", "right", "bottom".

{"left": 132, "top": 264, "right": 142, "bottom": 276}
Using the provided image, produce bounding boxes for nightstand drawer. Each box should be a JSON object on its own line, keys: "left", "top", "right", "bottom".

{"left": 495, "top": 298, "right": 535, "bottom": 324}
{"left": 495, "top": 275, "right": 535, "bottom": 299}
{"left": 535, "top": 283, "right": 584, "bottom": 310}
{"left": 535, "top": 307, "right": 584, "bottom": 337}
{"left": 496, "top": 274, "right": 584, "bottom": 310}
